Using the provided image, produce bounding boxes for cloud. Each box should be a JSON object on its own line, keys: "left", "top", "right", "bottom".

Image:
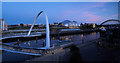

{"left": 61, "top": 10, "right": 80, "bottom": 20}
{"left": 62, "top": 10, "right": 78, "bottom": 15}
{"left": 98, "top": 0, "right": 119, "bottom": 2}
{"left": 103, "top": 8, "right": 107, "bottom": 11}
{"left": 90, "top": 3, "right": 105, "bottom": 8}
{"left": 84, "top": 2, "right": 107, "bottom": 12}
{"left": 110, "top": 13, "right": 120, "bottom": 17}
{"left": 82, "top": 12, "right": 103, "bottom": 22}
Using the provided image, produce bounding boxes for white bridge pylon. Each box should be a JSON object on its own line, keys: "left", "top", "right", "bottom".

{"left": 27, "top": 11, "right": 43, "bottom": 36}
{"left": 27, "top": 11, "right": 50, "bottom": 49}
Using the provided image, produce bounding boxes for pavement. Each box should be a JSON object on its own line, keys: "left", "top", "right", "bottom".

{"left": 79, "top": 42, "right": 120, "bottom": 63}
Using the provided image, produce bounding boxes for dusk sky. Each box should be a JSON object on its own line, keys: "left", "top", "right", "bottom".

{"left": 2, "top": 2, "right": 118, "bottom": 25}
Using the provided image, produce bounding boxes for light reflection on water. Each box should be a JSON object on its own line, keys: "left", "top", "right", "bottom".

{"left": 60, "top": 32, "right": 100, "bottom": 45}
{"left": 5, "top": 32, "right": 100, "bottom": 48}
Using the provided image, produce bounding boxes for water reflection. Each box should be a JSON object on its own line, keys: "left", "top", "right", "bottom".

{"left": 81, "top": 34, "right": 83, "bottom": 38}
{"left": 81, "top": 34, "right": 84, "bottom": 44}
{"left": 97, "top": 38, "right": 119, "bottom": 49}
{"left": 59, "top": 36, "right": 72, "bottom": 41}
{"left": 5, "top": 32, "right": 100, "bottom": 49}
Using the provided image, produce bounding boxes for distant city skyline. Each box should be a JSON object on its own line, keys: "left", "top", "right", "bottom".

{"left": 2, "top": 2, "right": 118, "bottom": 25}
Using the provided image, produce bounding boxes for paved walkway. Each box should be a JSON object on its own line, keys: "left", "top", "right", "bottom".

{"left": 79, "top": 42, "right": 120, "bottom": 63}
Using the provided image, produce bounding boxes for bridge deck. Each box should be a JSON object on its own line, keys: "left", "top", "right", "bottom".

{"left": 0, "top": 34, "right": 42, "bottom": 40}
{"left": 2, "top": 48, "right": 42, "bottom": 56}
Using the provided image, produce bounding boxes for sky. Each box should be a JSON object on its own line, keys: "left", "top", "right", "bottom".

{"left": 2, "top": 2, "right": 119, "bottom": 25}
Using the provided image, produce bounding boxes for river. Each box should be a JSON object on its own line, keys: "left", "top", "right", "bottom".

{"left": 2, "top": 32, "right": 100, "bottom": 62}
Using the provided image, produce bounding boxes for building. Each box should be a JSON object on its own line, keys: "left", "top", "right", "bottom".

{"left": 85, "top": 23, "right": 97, "bottom": 29}
{"left": 54, "top": 22, "right": 58, "bottom": 26}
{"left": 28, "top": 24, "right": 32, "bottom": 27}
{"left": 39, "top": 24, "right": 45, "bottom": 27}
{"left": 4, "top": 23, "right": 8, "bottom": 30}
{"left": 58, "top": 23, "right": 65, "bottom": 26}
{"left": 18, "top": 24, "right": 27, "bottom": 27}
{"left": 7, "top": 25, "right": 19, "bottom": 29}
{"left": 0, "top": 18, "right": 8, "bottom": 31}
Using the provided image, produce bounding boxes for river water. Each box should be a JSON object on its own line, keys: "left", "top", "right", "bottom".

{"left": 2, "top": 32, "right": 100, "bottom": 62}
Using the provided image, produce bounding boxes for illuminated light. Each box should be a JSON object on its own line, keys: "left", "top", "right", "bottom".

{"left": 65, "top": 24, "right": 68, "bottom": 26}
{"left": 100, "top": 26, "right": 106, "bottom": 31}
{"left": 53, "top": 37, "right": 54, "bottom": 40}
{"left": 81, "top": 34, "right": 83, "bottom": 38}
{"left": 92, "top": 33, "right": 93, "bottom": 35}
{"left": 76, "top": 24, "right": 77, "bottom": 26}
{"left": 93, "top": 24, "right": 96, "bottom": 28}
{"left": 93, "top": 32, "right": 96, "bottom": 35}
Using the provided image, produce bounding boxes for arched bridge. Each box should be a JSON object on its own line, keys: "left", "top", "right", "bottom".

{"left": 100, "top": 19, "right": 120, "bottom": 25}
